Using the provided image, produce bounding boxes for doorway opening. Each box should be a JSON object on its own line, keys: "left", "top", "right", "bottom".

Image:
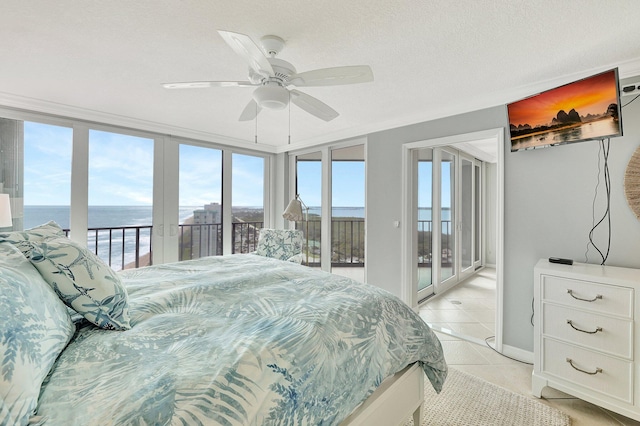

{"left": 402, "top": 128, "right": 504, "bottom": 350}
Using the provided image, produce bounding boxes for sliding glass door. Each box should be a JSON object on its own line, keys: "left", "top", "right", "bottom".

{"left": 331, "top": 145, "right": 365, "bottom": 282}
{"left": 295, "top": 152, "right": 322, "bottom": 267}
{"left": 291, "top": 143, "right": 366, "bottom": 276}
{"left": 416, "top": 148, "right": 433, "bottom": 300}
{"left": 474, "top": 162, "right": 482, "bottom": 269}
{"left": 414, "top": 146, "right": 484, "bottom": 301}
{"left": 231, "top": 153, "right": 264, "bottom": 254}
{"left": 440, "top": 149, "right": 456, "bottom": 284}
{"left": 460, "top": 155, "right": 474, "bottom": 276}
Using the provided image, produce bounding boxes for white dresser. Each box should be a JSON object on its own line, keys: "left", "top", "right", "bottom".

{"left": 533, "top": 259, "right": 640, "bottom": 421}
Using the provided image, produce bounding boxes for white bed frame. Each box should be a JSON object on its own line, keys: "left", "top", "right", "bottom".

{"left": 340, "top": 363, "right": 424, "bottom": 426}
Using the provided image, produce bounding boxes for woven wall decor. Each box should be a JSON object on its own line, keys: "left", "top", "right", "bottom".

{"left": 625, "top": 146, "right": 640, "bottom": 220}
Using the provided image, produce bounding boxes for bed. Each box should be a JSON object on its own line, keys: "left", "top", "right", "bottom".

{"left": 0, "top": 222, "right": 447, "bottom": 426}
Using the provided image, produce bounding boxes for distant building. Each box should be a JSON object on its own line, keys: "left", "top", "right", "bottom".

{"left": 193, "top": 202, "right": 220, "bottom": 224}
{"left": 191, "top": 203, "right": 221, "bottom": 258}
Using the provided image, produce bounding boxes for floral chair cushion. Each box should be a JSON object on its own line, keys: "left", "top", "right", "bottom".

{"left": 23, "top": 236, "right": 132, "bottom": 331}
{"left": 0, "top": 242, "right": 75, "bottom": 426}
{"left": 255, "top": 228, "right": 304, "bottom": 264}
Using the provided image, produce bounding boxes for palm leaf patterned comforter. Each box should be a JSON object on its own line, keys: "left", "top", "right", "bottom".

{"left": 37, "top": 254, "right": 447, "bottom": 425}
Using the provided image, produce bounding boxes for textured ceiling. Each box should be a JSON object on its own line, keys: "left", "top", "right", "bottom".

{"left": 1, "top": 1, "right": 639, "bottom": 152}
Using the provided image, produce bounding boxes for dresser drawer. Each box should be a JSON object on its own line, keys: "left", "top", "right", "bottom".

{"left": 542, "top": 275, "right": 633, "bottom": 318}
{"left": 542, "top": 303, "right": 633, "bottom": 359}
{"left": 542, "top": 338, "right": 633, "bottom": 403}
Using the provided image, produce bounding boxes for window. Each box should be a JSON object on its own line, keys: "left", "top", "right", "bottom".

{"left": 331, "top": 145, "right": 365, "bottom": 281}
{"left": 0, "top": 119, "right": 73, "bottom": 232}
{"left": 0, "top": 111, "right": 271, "bottom": 269}
{"left": 178, "top": 144, "right": 222, "bottom": 260}
{"left": 232, "top": 153, "right": 264, "bottom": 253}
{"left": 417, "top": 148, "right": 433, "bottom": 295}
{"left": 88, "top": 130, "right": 154, "bottom": 270}
{"left": 295, "top": 152, "right": 322, "bottom": 267}
{"left": 24, "top": 122, "right": 73, "bottom": 230}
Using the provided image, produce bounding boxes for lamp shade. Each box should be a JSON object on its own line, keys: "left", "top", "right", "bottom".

{"left": 0, "top": 194, "right": 12, "bottom": 228}
{"left": 282, "top": 197, "right": 303, "bottom": 221}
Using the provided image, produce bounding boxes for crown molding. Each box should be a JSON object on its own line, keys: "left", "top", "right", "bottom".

{"left": 0, "top": 91, "right": 277, "bottom": 153}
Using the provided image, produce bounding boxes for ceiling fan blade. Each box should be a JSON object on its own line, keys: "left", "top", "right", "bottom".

{"left": 218, "top": 30, "right": 274, "bottom": 78}
{"left": 162, "top": 81, "right": 256, "bottom": 89}
{"left": 290, "top": 65, "right": 373, "bottom": 87}
{"left": 238, "top": 99, "right": 262, "bottom": 121}
{"left": 290, "top": 90, "right": 339, "bottom": 122}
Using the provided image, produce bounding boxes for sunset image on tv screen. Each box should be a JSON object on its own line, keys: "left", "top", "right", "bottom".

{"left": 508, "top": 69, "right": 622, "bottom": 152}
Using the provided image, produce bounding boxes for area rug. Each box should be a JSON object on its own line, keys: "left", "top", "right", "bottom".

{"left": 404, "top": 368, "right": 571, "bottom": 426}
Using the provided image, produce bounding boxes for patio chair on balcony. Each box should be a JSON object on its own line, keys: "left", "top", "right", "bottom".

{"left": 255, "top": 228, "right": 304, "bottom": 264}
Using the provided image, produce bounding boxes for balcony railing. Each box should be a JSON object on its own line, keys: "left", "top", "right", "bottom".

{"left": 299, "top": 219, "right": 365, "bottom": 267}
{"left": 232, "top": 221, "right": 263, "bottom": 254}
{"left": 178, "top": 223, "right": 223, "bottom": 261}
{"left": 66, "top": 222, "right": 261, "bottom": 270}
{"left": 418, "top": 219, "right": 453, "bottom": 267}
{"left": 65, "top": 219, "right": 451, "bottom": 271}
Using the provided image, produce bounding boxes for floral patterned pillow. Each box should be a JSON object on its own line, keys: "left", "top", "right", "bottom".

{"left": 0, "top": 221, "right": 65, "bottom": 255}
{"left": 24, "top": 236, "right": 132, "bottom": 331}
{"left": 0, "top": 242, "right": 75, "bottom": 426}
{"left": 255, "top": 228, "right": 304, "bottom": 263}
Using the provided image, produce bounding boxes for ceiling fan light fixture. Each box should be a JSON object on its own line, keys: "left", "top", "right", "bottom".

{"left": 253, "top": 84, "right": 289, "bottom": 110}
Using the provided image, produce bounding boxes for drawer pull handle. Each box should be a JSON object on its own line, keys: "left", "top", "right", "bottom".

{"left": 566, "top": 320, "right": 603, "bottom": 334}
{"left": 567, "top": 289, "right": 602, "bottom": 302}
{"left": 566, "top": 358, "right": 603, "bottom": 375}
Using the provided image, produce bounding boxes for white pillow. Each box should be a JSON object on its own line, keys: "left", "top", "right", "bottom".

{"left": 0, "top": 221, "right": 65, "bottom": 255}
{"left": 0, "top": 242, "right": 75, "bottom": 426}
{"left": 26, "top": 236, "right": 132, "bottom": 331}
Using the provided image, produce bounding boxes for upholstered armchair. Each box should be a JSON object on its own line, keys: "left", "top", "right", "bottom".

{"left": 255, "top": 228, "right": 304, "bottom": 264}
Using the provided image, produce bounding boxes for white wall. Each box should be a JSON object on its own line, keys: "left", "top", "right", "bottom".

{"left": 484, "top": 162, "right": 497, "bottom": 266}
{"left": 364, "top": 76, "right": 640, "bottom": 352}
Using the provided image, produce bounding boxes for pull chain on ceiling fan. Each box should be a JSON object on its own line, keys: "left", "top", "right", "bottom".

{"left": 162, "top": 30, "right": 374, "bottom": 122}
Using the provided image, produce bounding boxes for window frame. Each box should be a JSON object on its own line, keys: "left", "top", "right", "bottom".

{"left": 0, "top": 106, "right": 274, "bottom": 266}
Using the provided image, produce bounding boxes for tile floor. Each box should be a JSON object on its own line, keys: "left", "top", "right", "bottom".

{"left": 420, "top": 267, "right": 640, "bottom": 425}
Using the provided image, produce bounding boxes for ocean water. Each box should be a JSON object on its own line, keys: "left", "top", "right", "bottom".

{"left": 23, "top": 205, "right": 196, "bottom": 230}
{"left": 23, "top": 206, "right": 197, "bottom": 271}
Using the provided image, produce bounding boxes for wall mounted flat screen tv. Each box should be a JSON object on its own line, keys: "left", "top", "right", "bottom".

{"left": 508, "top": 68, "right": 622, "bottom": 152}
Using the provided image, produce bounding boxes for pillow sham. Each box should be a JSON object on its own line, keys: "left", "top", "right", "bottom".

{"left": 0, "top": 221, "right": 65, "bottom": 255}
{"left": 25, "top": 236, "right": 131, "bottom": 331}
{"left": 0, "top": 242, "right": 75, "bottom": 426}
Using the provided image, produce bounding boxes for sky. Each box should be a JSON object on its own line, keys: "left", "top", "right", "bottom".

{"left": 296, "top": 160, "right": 365, "bottom": 207}
{"left": 23, "top": 123, "right": 266, "bottom": 207}
{"left": 23, "top": 121, "right": 364, "bottom": 208}
{"left": 507, "top": 69, "right": 618, "bottom": 127}
{"left": 23, "top": 121, "right": 453, "bottom": 209}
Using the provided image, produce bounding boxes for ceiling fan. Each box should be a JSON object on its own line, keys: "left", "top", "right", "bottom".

{"left": 162, "top": 30, "right": 374, "bottom": 122}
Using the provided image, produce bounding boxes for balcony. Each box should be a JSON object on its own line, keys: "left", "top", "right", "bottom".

{"left": 67, "top": 219, "right": 450, "bottom": 277}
